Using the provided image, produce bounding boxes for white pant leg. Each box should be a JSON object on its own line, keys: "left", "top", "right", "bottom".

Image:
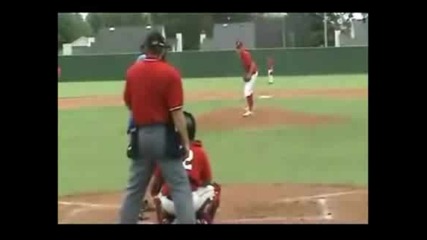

{"left": 159, "top": 185, "right": 216, "bottom": 216}
{"left": 244, "top": 71, "right": 258, "bottom": 97}
{"left": 192, "top": 185, "right": 215, "bottom": 212}
{"left": 268, "top": 69, "right": 274, "bottom": 83}
{"left": 159, "top": 195, "right": 176, "bottom": 215}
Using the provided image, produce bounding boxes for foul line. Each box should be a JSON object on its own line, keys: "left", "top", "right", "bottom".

{"left": 58, "top": 201, "right": 119, "bottom": 209}
{"left": 317, "top": 198, "right": 333, "bottom": 220}
{"left": 58, "top": 201, "right": 330, "bottom": 224}
{"left": 274, "top": 190, "right": 365, "bottom": 203}
{"left": 58, "top": 190, "right": 366, "bottom": 209}
{"left": 219, "top": 215, "right": 328, "bottom": 224}
{"left": 138, "top": 216, "right": 330, "bottom": 224}
{"left": 60, "top": 207, "right": 88, "bottom": 224}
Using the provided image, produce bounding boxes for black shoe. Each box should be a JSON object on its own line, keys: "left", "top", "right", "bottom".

{"left": 196, "top": 218, "right": 209, "bottom": 224}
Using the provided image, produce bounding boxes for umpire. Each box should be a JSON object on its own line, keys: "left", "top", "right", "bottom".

{"left": 119, "top": 31, "right": 196, "bottom": 224}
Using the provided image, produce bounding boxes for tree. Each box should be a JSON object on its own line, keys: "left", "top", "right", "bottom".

{"left": 86, "top": 13, "right": 103, "bottom": 35}
{"left": 313, "top": 13, "right": 362, "bottom": 35}
{"left": 151, "top": 13, "right": 257, "bottom": 50}
{"left": 211, "top": 13, "right": 256, "bottom": 23}
{"left": 298, "top": 13, "right": 361, "bottom": 47}
{"left": 151, "top": 13, "right": 205, "bottom": 50}
{"left": 58, "top": 13, "right": 92, "bottom": 48}
{"left": 86, "top": 13, "right": 149, "bottom": 34}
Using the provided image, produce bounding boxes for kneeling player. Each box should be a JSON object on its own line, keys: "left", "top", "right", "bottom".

{"left": 149, "top": 111, "right": 221, "bottom": 224}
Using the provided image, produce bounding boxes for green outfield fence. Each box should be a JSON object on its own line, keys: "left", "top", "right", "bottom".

{"left": 58, "top": 46, "right": 368, "bottom": 82}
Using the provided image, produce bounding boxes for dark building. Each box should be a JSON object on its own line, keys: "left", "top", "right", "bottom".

{"left": 201, "top": 19, "right": 285, "bottom": 51}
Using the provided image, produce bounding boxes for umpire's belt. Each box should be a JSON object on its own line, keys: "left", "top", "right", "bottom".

{"left": 132, "top": 123, "right": 184, "bottom": 158}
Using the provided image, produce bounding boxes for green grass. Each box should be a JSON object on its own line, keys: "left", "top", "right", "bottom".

{"left": 58, "top": 95, "right": 368, "bottom": 196}
{"left": 58, "top": 75, "right": 368, "bottom": 195}
{"left": 201, "top": 98, "right": 367, "bottom": 185}
{"left": 58, "top": 74, "right": 368, "bottom": 98}
{"left": 58, "top": 107, "right": 129, "bottom": 195}
{"left": 58, "top": 101, "right": 239, "bottom": 196}
{"left": 203, "top": 125, "right": 367, "bottom": 185}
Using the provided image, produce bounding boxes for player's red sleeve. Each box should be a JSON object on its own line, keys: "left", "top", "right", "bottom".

{"left": 249, "top": 62, "right": 256, "bottom": 75}
{"left": 240, "top": 51, "right": 248, "bottom": 65}
{"left": 154, "top": 166, "right": 162, "bottom": 178}
{"left": 246, "top": 52, "right": 253, "bottom": 65}
{"left": 241, "top": 51, "right": 253, "bottom": 73}
{"left": 200, "top": 149, "right": 212, "bottom": 183}
{"left": 123, "top": 72, "right": 131, "bottom": 109}
{"left": 166, "top": 67, "right": 184, "bottom": 112}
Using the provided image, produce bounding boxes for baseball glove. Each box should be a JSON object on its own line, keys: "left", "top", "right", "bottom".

{"left": 243, "top": 75, "right": 251, "bottom": 82}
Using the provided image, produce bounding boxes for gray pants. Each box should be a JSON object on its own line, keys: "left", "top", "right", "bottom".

{"left": 118, "top": 125, "right": 196, "bottom": 224}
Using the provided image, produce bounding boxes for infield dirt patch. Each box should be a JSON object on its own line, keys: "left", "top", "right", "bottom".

{"left": 198, "top": 107, "right": 347, "bottom": 130}
{"left": 58, "top": 88, "right": 367, "bottom": 110}
{"left": 58, "top": 183, "right": 368, "bottom": 224}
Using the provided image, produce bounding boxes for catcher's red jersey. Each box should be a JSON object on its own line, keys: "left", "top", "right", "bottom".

{"left": 154, "top": 140, "right": 212, "bottom": 196}
{"left": 267, "top": 57, "right": 274, "bottom": 69}
{"left": 239, "top": 49, "right": 258, "bottom": 74}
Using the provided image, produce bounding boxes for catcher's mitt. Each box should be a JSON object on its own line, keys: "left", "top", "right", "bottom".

{"left": 243, "top": 75, "right": 251, "bottom": 82}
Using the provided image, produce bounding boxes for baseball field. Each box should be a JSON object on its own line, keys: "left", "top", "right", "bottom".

{"left": 58, "top": 74, "right": 368, "bottom": 224}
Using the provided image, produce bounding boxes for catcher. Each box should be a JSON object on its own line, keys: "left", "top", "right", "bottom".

{"left": 148, "top": 111, "right": 221, "bottom": 224}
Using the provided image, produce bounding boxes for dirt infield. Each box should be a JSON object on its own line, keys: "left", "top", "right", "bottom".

{"left": 198, "top": 107, "right": 348, "bottom": 130}
{"left": 58, "top": 88, "right": 367, "bottom": 110}
{"left": 58, "top": 183, "right": 368, "bottom": 224}
{"left": 58, "top": 87, "right": 368, "bottom": 224}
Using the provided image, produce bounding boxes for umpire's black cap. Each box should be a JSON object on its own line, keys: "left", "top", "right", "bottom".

{"left": 143, "top": 30, "right": 171, "bottom": 50}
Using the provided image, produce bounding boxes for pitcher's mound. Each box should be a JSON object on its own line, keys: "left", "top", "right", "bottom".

{"left": 197, "top": 107, "right": 347, "bottom": 131}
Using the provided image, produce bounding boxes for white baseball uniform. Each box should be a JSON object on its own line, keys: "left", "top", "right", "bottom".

{"left": 158, "top": 185, "right": 215, "bottom": 215}
{"left": 244, "top": 71, "right": 258, "bottom": 97}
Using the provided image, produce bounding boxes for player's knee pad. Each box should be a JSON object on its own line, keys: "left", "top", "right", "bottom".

{"left": 209, "top": 188, "right": 221, "bottom": 217}
{"left": 197, "top": 199, "right": 219, "bottom": 224}
{"left": 198, "top": 183, "right": 221, "bottom": 223}
{"left": 212, "top": 182, "right": 221, "bottom": 207}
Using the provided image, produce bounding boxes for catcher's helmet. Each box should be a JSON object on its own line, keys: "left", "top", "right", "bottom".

{"left": 143, "top": 31, "right": 170, "bottom": 51}
{"left": 183, "top": 111, "right": 196, "bottom": 141}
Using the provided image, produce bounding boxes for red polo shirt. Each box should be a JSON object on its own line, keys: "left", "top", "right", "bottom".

{"left": 124, "top": 57, "right": 184, "bottom": 125}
